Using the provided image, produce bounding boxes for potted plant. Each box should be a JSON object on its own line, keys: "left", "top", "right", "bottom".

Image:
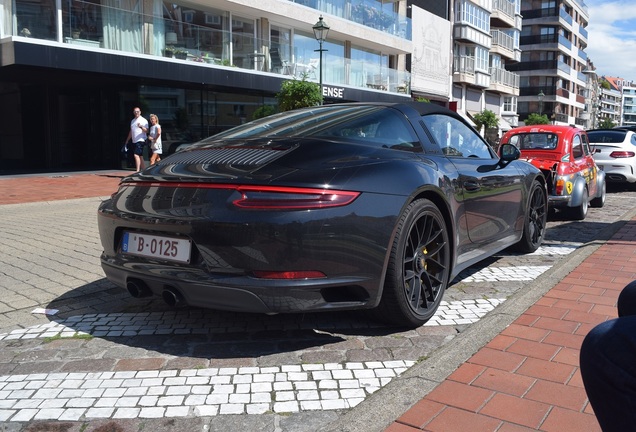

{"left": 174, "top": 49, "right": 188, "bottom": 60}
{"left": 163, "top": 46, "right": 176, "bottom": 57}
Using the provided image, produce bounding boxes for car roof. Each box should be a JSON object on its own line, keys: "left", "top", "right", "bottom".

{"left": 504, "top": 124, "right": 584, "bottom": 135}
{"left": 613, "top": 125, "right": 636, "bottom": 132}
{"left": 587, "top": 128, "right": 630, "bottom": 133}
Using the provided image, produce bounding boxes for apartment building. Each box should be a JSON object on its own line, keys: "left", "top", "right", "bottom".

{"left": 622, "top": 84, "right": 636, "bottom": 128}
{"left": 450, "top": 0, "right": 521, "bottom": 138}
{"left": 1, "top": 0, "right": 427, "bottom": 172}
{"left": 511, "top": 0, "right": 589, "bottom": 127}
{"left": 597, "top": 77, "right": 622, "bottom": 126}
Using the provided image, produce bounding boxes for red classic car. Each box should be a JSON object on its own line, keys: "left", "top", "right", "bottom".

{"left": 500, "top": 125, "right": 606, "bottom": 220}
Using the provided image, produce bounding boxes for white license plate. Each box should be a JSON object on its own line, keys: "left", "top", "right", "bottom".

{"left": 122, "top": 232, "right": 192, "bottom": 263}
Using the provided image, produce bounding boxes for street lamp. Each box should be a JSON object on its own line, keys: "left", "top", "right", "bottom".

{"left": 538, "top": 90, "right": 545, "bottom": 116}
{"left": 312, "top": 15, "right": 330, "bottom": 105}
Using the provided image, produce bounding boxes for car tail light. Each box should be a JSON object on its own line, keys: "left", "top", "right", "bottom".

{"left": 232, "top": 186, "right": 360, "bottom": 209}
{"left": 555, "top": 178, "right": 564, "bottom": 195}
{"left": 252, "top": 270, "right": 326, "bottom": 279}
{"left": 609, "top": 151, "right": 635, "bottom": 158}
{"left": 121, "top": 182, "right": 360, "bottom": 210}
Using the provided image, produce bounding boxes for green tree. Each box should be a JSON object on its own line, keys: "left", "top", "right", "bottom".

{"left": 276, "top": 76, "right": 321, "bottom": 112}
{"left": 472, "top": 110, "right": 499, "bottom": 132}
{"left": 524, "top": 113, "right": 550, "bottom": 125}
{"left": 598, "top": 117, "right": 615, "bottom": 129}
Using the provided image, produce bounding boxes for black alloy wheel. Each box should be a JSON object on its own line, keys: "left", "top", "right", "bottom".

{"left": 377, "top": 199, "right": 450, "bottom": 327}
{"left": 513, "top": 180, "right": 548, "bottom": 253}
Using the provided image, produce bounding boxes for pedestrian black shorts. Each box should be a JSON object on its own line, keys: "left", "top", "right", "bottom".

{"left": 133, "top": 141, "right": 145, "bottom": 156}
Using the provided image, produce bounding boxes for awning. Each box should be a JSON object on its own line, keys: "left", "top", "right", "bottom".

{"left": 498, "top": 115, "right": 513, "bottom": 131}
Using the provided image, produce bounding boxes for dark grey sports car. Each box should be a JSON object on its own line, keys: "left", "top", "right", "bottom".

{"left": 98, "top": 102, "right": 547, "bottom": 327}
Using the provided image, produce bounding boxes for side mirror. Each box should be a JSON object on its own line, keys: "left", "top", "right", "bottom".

{"left": 499, "top": 143, "right": 520, "bottom": 162}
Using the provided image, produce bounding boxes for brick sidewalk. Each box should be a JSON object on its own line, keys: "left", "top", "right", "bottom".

{"left": 385, "top": 219, "right": 636, "bottom": 432}
{"left": 0, "top": 171, "right": 129, "bottom": 205}
{"left": 2, "top": 170, "right": 635, "bottom": 431}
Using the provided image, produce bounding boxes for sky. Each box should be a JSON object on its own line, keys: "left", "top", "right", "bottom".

{"left": 584, "top": 0, "right": 636, "bottom": 82}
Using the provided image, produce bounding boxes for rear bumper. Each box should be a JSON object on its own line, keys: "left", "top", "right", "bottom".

{"left": 100, "top": 255, "right": 375, "bottom": 314}
{"left": 547, "top": 195, "right": 572, "bottom": 208}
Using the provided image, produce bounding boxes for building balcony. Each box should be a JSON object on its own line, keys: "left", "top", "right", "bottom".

{"left": 521, "top": 6, "right": 573, "bottom": 28}
{"left": 453, "top": 24, "right": 492, "bottom": 48}
{"left": 491, "top": 0, "right": 516, "bottom": 28}
{"left": 508, "top": 59, "right": 558, "bottom": 72}
{"left": 488, "top": 67, "right": 519, "bottom": 95}
{"left": 520, "top": 34, "right": 558, "bottom": 46}
{"left": 9, "top": 0, "right": 410, "bottom": 96}
{"left": 453, "top": 56, "right": 490, "bottom": 88}
{"left": 490, "top": 30, "right": 515, "bottom": 60}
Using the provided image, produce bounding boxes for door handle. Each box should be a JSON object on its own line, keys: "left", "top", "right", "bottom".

{"left": 464, "top": 181, "right": 481, "bottom": 192}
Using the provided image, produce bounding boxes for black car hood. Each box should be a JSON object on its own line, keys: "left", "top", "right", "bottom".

{"left": 132, "top": 137, "right": 413, "bottom": 185}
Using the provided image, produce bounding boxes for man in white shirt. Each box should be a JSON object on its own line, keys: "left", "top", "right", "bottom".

{"left": 125, "top": 107, "right": 148, "bottom": 172}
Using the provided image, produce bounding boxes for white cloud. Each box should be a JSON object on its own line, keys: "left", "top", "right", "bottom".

{"left": 585, "top": 0, "right": 636, "bottom": 81}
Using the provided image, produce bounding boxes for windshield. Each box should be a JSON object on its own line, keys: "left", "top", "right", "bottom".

{"left": 199, "top": 105, "right": 420, "bottom": 148}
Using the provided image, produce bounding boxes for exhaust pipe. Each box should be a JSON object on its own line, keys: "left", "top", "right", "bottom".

{"left": 126, "top": 279, "right": 152, "bottom": 298}
{"left": 162, "top": 287, "right": 184, "bottom": 307}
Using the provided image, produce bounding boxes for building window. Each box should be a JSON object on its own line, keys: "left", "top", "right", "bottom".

{"left": 456, "top": 0, "right": 490, "bottom": 33}
{"left": 475, "top": 46, "right": 489, "bottom": 72}
{"left": 503, "top": 96, "right": 517, "bottom": 113}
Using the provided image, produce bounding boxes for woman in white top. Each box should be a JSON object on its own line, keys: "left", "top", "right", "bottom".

{"left": 148, "top": 114, "right": 163, "bottom": 165}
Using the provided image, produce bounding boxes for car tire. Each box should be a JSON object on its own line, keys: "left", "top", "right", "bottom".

{"left": 569, "top": 186, "right": 588, "bottom": 220}
{"left": 590, "top": 180, "right": 606, "bottom": 208}
{"left": 375, "top": 199, "right": 450, "bottom": 327}
{"left": 512, "top": 180, "right": 547, "bottom": 253}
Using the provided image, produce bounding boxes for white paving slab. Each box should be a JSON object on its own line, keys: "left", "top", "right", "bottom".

{"left": 0, "top": 362, "right": 416, "bottom": 422}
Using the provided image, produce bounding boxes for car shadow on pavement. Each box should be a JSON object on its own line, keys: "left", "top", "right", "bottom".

{"left": 40, "top": 279, "right": 413, "bottom": 360}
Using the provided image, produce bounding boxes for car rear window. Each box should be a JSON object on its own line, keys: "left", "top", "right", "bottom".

{"left": 587, "top": 130, "right": 627, "bottom": 143}
{"left": 507, "top": 133, "right": 558, "bottom": 150}
{"left": 203, "top": 105, "right": 420, "bottom": 149}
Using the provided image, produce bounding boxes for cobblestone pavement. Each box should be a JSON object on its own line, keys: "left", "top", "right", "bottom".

{"left": 0, "top": 183, "right": 635, "bottom": 431}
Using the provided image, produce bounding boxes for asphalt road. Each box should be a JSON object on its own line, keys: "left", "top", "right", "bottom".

{"left": 0, "top": 183, "right": 635, "bottom": 431}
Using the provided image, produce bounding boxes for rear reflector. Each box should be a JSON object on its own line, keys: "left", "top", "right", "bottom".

{"left": 252, "top": 270, "right": 326, "bottom": 279}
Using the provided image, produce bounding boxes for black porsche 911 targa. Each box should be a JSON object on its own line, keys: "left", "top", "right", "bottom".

{"left": 98, "top": 102, "right": 547, "bottom": 327}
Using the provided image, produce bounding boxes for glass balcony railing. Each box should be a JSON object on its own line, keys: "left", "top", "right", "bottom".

{"left": 12, "top": 0, "right": 409, "bottom": 95}
{"left": 520, "top": 34, "right": 558, "bottom": 45}
{"left": 286, "top": 0, "right": 411, "bottom": 40}
{"left": 559, "top": 8, "right": 573, "bottom": 26}
{"left": 558, "top": 34, "right": 572, "bottom": 50}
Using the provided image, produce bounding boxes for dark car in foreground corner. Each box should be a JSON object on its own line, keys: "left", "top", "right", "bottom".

{"left": 500, "top": 124, "right": 605, "bottom": 220}
{"left": 587, "top": 128, "right": 636, "bottom": 188}
{"left": 98, "top": 102, "right": 547, "bottom": 327}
